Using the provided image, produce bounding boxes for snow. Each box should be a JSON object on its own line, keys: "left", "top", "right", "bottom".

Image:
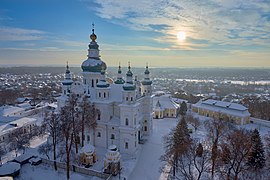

{"left": 153, "top": 95, "right": 179, "bottom": 110}
{"left": 0, "top": 162, "right": 20, "bottom": 175}
{"left": 17, "top": 163, "right": 102, "bottom": 180}
{"left": 128, "top": 118, "right": 177, "bottom": 180}
{"left": 82, "top": 59, "right": 103, "bottom": 67}
{"left": 0, "top": 117, "right": 37, "bottom": 136}
{"left": 193, "top": 99, "right": 250, "bottom": 117}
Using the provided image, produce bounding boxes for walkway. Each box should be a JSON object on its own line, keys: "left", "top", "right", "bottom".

{"left": 129, "top": 118, "right": 177, "bottom": 180}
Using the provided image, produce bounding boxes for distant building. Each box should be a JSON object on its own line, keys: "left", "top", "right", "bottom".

{"left": 192, "top": 99, "right": 250, "bottom": 125}
{"left": 153, "top": 95, "right": 179, "bottom": 119}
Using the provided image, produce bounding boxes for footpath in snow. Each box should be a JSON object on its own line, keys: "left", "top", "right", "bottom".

{"left": 129, "top": 118, "right": 177, "bottom": 180}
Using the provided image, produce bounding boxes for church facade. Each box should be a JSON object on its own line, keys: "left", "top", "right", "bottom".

{"left": 57, "top": 27, "right": 153, "bottom": 154}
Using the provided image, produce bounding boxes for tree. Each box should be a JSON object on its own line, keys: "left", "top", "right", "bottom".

{"left": 79, "top": 96, "right": 98, "bottom": 147}
{"left": 196, "top": 143, "right": 203, "bottom": 157}
{"left": 219, "top": 129, "right": 252, "bottom": 180}
{"left": 179, "top": 101, "right": 188, "bottom": 116}
{"left": 9, "top": 128, "right": 31, "bottom": 156}
{"left": 247, "top": 129, "right": 265, "bottom": 170}
{"left": 204, "top": 113, "right": 234, "bottom": 178}
{"left": 186, "top": 114, "right": 200, "bottom": 131}
{"left": 43, "top": 110, "right": 60, "bottom": 170}
{"left": 265, "top": 132, "right": 270, "bottom": 170}
{"left": 38, "top": 142, "right": 52, "bottom": 160}
{"left": 67, "top": 94, "right": 80, "bottom": 154}
{"left": 59, "top": 105, "right": 74, "bottom": 180}
{"left": 161, "top": 116, "right": 191, "bottom": 177}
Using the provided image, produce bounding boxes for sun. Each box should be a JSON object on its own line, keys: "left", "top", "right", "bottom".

{"left": 177, "top": 31, "right": 186, "bottom": 41}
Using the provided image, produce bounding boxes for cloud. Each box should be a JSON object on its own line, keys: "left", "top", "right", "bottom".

{"left": 89, "top": 0, "right": 270, "bottom": 49}
{"left": 0, "top": 26, "right": 46, "bottom": 41}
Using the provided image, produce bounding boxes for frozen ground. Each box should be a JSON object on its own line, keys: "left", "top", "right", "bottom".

{"left": 3, "top": 113, "right": 270, "bottom": 180}
{"left": 15, "top": 163, "right": 102, "bottom": 180}
{"left": 128, "top": 118, "right": 178, "bottom": 180}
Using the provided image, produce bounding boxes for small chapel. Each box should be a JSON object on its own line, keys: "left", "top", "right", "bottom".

{"left": 57, "top": 26, "right": 153, "bottom": 154}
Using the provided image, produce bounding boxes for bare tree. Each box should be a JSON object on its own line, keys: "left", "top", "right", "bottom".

{"left": 67, "top": 94, "right": 80, "bottom": 154}
{"left": 59, "top": 106, "right": 74, "bottom": 180}
{"left": 9, "top": 128, "right": 31, "bottom": 156}
{"left": 218, "top": 129, "right": 252, "bottom": 180}
{"left": 85, "top": 103, "right": 98, "bottom": 146}
{"left": 38, "top": 142, "right": 52, "bottom": 160}
{"left": 204, "top": 113, "right": 234, "bottom": 178}
{"left": 174, "top": 140, "right": 211, "bottom": 180}
{"left": 43, "top": 110, "right": 60, "bottom": 170}
{"left": 265, "top": 132, "right": 270, "bottom": 170}
{"left": 186, "top": 114, "right": 200, "bottom": 131}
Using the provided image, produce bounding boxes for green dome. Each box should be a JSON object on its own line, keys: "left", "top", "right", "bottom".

{"left": 81, "top": 58, "right": 107, "bottom": 72}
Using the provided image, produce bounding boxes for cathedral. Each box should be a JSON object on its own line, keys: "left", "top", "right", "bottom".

{"left": 57, "top": 27, "right": 153, "bottom": 154}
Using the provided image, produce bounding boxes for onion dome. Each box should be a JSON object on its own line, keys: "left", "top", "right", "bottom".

{"left": 62, "top": 62, "right": 73, "bottom": 86}
{"left": 123, "top": 63, "right": 136, "bottom": 91}
{"left": 97, "top": 66, "right": 110, "bottom": 88}
{"left": 141, "top": 64, "right": 152, "bottom": 85}
{"left": 144, "top": 64, "right": 150, "bottom": 75}
{"left": 114, "top": 64, "right": 125, "bottom": 84}
{"left": 81, "top": 24, "right": 107, "bottom": 73}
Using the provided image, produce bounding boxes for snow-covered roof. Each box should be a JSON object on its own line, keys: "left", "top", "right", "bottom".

{"left": 153, "top": 95, "right": 179, "bottom": 110}
{"left": 193, "top": 99, "right": 250, "bottom": 117}
{"left": 0, "top": 117, "right": 37, "bottom": 136}
{"left": 0, "top": 162, "right": 21, "bottom": 176}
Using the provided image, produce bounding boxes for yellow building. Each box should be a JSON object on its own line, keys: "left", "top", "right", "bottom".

{"left": 153, "top": 95, "right": 179, "bottom": 119}
{"left": 192, "top": 99, "right": 250, "bottom": 125}
{"left": 79, "top": 145, "right": 97, "bottom": 166}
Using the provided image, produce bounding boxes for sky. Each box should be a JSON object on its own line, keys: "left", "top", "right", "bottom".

{"left": 0, "top": 0, "right": 270, "bottom": 68}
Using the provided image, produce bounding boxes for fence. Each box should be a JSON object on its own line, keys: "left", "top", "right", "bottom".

{"left": 41, "top": 158, "right": 111, "bottom": 179}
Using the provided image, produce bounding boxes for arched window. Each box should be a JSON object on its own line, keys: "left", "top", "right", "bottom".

{"left": 131, "top": 97, "right": 133, "bottom": 101}
{"left": 92, "top": 79, "right": 94, "bottom": 87}
{"left": 125, "top": 142, "right": 128, "bottom": 149}
{"left": 125, "top": 118, "right": 129, "bottom": 126}
{"left": 144, "top": 126, "right": 147, "bottom": 131}
{"left": 99, "top": 92, "right": 101, "bottom": 97}
{"left": 111, "top": 134, "right": 115, "bottom": 139}
{"left": 126, "top": 97, "right": 128, "bottom": 101}
{"left": 104, "top": 92, "right": 106, "bottom": 98}
{"left": 97, "top": 132, "right": 101, "bottom": 137}
{"left": 97, "top": 113, "right": 101, "bottom": 120}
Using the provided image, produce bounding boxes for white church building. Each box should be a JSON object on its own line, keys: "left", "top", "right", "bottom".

{"left": 57, "top": 27, "right": 153, "bottom": 154}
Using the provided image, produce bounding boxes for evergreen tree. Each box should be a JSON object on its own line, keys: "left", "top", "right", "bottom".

{"left": 179, "top": 101, "right": 188, "bottom": 116}
{"left": 247, "top": 129, "right": 266, "bottom": 170}
{"left": 161, "top": 116, "right": 191, "bottom": 177}
{"left": 196, "top": 143, "right": 203, "bottom": 157}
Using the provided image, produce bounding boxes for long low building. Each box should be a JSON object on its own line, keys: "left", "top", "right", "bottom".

{"left": 192, "top": 99, "right": 250, "bottom": 125}
{"left": 0, "top": 117, "right": 37, "bottom": 143}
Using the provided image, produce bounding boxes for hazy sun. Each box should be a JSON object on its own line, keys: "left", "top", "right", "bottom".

{"left": 177, "top": 31, "right": 186, "bottom": 41}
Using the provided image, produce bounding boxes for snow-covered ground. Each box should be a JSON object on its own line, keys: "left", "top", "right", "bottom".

{"left": 15, "top": 163, "right": 102, "bottom": 180}
{"left": 3, "top": 112, "right": 270, "bottom": 180}
{"left": 128, "top": 118, "right": 178, "bottom": 180}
